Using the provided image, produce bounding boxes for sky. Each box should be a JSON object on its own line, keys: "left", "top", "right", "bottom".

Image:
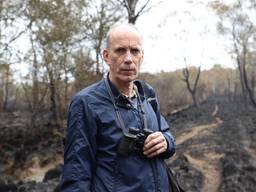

{"left": 135, "top": 0, "right": 235, "bottom": 73}
{"left": 11, "top": 0, "right": 236, "bottom": 76}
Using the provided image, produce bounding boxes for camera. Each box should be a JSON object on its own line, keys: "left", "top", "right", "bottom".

{"left": 117, "top": 127, "right": 154, "bottom": 156}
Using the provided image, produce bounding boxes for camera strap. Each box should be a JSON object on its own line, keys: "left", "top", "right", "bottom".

{"left": 104, "top": 78, "right": 148, "bottom": 133}
{"left": 134, "top": 85, "right": 148, "bottom": 130}
{"left": 104, "top": 78, "right": 126, "bottom": 133}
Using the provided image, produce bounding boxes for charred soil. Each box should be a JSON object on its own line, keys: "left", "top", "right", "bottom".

{"left": 0, "top": 96, "right": 256, "bottom": 192}
{"left": 167, "top": 96, "right": 256, "bottom": 192}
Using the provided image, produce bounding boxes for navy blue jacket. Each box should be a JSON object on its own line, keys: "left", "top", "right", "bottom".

{"left": 60, "top": 77, "right": 176, "bottom": 192}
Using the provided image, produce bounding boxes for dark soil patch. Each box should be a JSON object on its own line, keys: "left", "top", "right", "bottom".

{"left": 166, "top": 96, "right": 256, "bottom": 192}
{"left": 0, "top": 96, "right": 256, "bottom": 192}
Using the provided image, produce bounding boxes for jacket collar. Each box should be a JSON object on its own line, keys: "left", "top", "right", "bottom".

{"left": 106, "top": 74, "right": 146, "bottom": 104}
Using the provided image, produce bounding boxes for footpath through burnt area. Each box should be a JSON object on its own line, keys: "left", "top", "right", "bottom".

{"left": 0, "top": 96, "right": 255, "bottom": 192}
{"left": 167, "top": 96, "right": 256, "bottom": 192}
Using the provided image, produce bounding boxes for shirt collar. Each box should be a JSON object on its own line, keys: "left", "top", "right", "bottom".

{"left": 106, "top": 74, "right": 146, "bottom": 103}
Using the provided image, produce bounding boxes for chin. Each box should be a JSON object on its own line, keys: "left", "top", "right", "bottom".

{"left": 120, "top": 75, "right": 137, "bottom": 82}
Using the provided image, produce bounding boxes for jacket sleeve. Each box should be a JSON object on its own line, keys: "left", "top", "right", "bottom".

{"left": 159, "top": 114, "right": 176, "bottom": 159}
{"left": 60, "top": 96, "right": 98, "bottom": 192}
{"left": 145, "top": 83, "right": 176, "bottom": 159}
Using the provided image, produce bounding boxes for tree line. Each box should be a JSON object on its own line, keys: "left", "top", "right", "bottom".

{"left": 0, "top": 0, "right": 153, "bottom": 130}
{"left": 0, "top": 0, "right": 255, "bottom": 134}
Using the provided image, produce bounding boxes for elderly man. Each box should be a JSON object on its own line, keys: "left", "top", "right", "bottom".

{"left": 60, "top": 23, "right": 176, "bottom": 192}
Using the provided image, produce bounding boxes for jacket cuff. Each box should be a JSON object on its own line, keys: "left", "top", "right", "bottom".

{"left": 160, "top": 133, "right": 176, "bottom": 159}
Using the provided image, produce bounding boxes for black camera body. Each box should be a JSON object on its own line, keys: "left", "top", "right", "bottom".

{"left": 117, "top": 127, "right": 153, "bottom": 156}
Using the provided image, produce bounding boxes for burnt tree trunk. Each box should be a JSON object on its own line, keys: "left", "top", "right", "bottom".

{"left": 182, "top": 66, "right": 201, "bottom": 107}
{"left": 242, "top": 43, "right": 256, "bottom": 108}
{"left": 233, "top": 29, "right": 247, "bottom": 104}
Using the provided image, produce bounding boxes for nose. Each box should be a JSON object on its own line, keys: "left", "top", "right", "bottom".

{"left": 124, "top": 51, "right": 132, "bottom": 64}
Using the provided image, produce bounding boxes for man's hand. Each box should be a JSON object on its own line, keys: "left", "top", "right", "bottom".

{"left": 143, "top": 132, "right": 168, "bottom": 158}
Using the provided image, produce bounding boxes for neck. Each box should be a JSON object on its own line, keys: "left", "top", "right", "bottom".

{"left": 109, "top": 76, "right": 134, "bottom": 97}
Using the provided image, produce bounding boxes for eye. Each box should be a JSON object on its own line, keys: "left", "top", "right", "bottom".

{"left": 131, "top": 48, "right": 141, "bottom": 55}
{"left": 115, "top": 48, "right": 126, "bottom": 54}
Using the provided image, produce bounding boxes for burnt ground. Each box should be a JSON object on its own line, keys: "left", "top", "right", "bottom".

{"left": 0, "top": 96, "right": 256, "bottom": 192}
{"left": 0, "top": 112, "right": 63, "bottom": 192}
{"left": 167, "top": 96, "right": 256, "bottom": 192}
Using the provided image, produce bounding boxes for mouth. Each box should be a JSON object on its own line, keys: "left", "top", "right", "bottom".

{"left": 120, "top": 69, "right": 136, "bottom": 75}
{"left": 120, "top": 65, "right": 136, "bottom": 71}
{"left": 121, "top": 69, "right": 135, "bottom": 71}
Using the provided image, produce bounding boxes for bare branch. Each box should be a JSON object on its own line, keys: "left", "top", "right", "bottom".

{"left": 6, "top": 20, "right": 33, "bottom": 46}
{"left": 136, "top": 0, "right": 164, "bottom": 18}
{"left": 135, "top": 0, "right": 151, "bottom": 17}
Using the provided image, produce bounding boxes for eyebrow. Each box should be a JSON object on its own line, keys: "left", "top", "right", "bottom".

{"left": 114, "top": 45, "right": 141, "bottom": 49}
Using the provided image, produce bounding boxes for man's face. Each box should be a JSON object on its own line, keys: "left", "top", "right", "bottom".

{"left": 103, "top": 27, "right": 144, "bottom": 84}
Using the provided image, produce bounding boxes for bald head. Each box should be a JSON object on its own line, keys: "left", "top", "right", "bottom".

{"left": 102, "top": 23, "right": 144, "bottom": 86}
{"left": 105, "top": 23, "right": 143, "bottom": 50}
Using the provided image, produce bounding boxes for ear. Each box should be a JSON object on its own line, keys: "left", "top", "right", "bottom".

{"left": 140, "top": 49, "right": 144, "bottom": 63}
{"left": 102, "top": 49, "right": 110, "bottom": 65}
{"left": 141, "top": 49, "right": 144, "bottom": 62}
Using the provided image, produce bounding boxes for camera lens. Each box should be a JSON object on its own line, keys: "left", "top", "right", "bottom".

{"left": 143, "top": 129, "right": 154, "bottom": 137}
{"left": 128, "top": 127, "right": 140, "bottom": 135}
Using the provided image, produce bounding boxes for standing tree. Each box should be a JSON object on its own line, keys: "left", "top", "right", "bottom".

{"left": 182, "top": 65, "right": 201, "bottom": 107}
{"left": 22, "top": 0, "right": 128, "bottom": 129}
{"left": 118, "top": 0, "right": 161, "bottom": 24}
{"left": 24, "top": 0, "right": 88, "bottom": 128}
{"left": 89, "top": 0, "right": 122, "bottom": 75}
{"left": 210, "top": 0, "right": 256, "bottom": 107}
{"left": 162, "top": 1, "right": 208, "bottom": 108}
{"left": 0, "top": 0, "right": 25, "bottom": 111}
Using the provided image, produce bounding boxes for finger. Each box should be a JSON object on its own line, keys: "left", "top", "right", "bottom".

{"left": 143, "top": 141, "right": 165, "bottom": 156}
{"left": 144, "top": 132, "right": 162, "bottom": 146}
{"left": 146, "top": 147, "right": 166, "bottom": 158}
{"left": 144, "top": 134, "right": 165, "bottom": 150}
{"left": 144, "top": 136, "right": 167, "bottom": 153}
{"left": 144, "top": 142, "right": 167, "bottom": 158}
{"left": 144, "top": 136, "right": 163, "bottom": 151}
